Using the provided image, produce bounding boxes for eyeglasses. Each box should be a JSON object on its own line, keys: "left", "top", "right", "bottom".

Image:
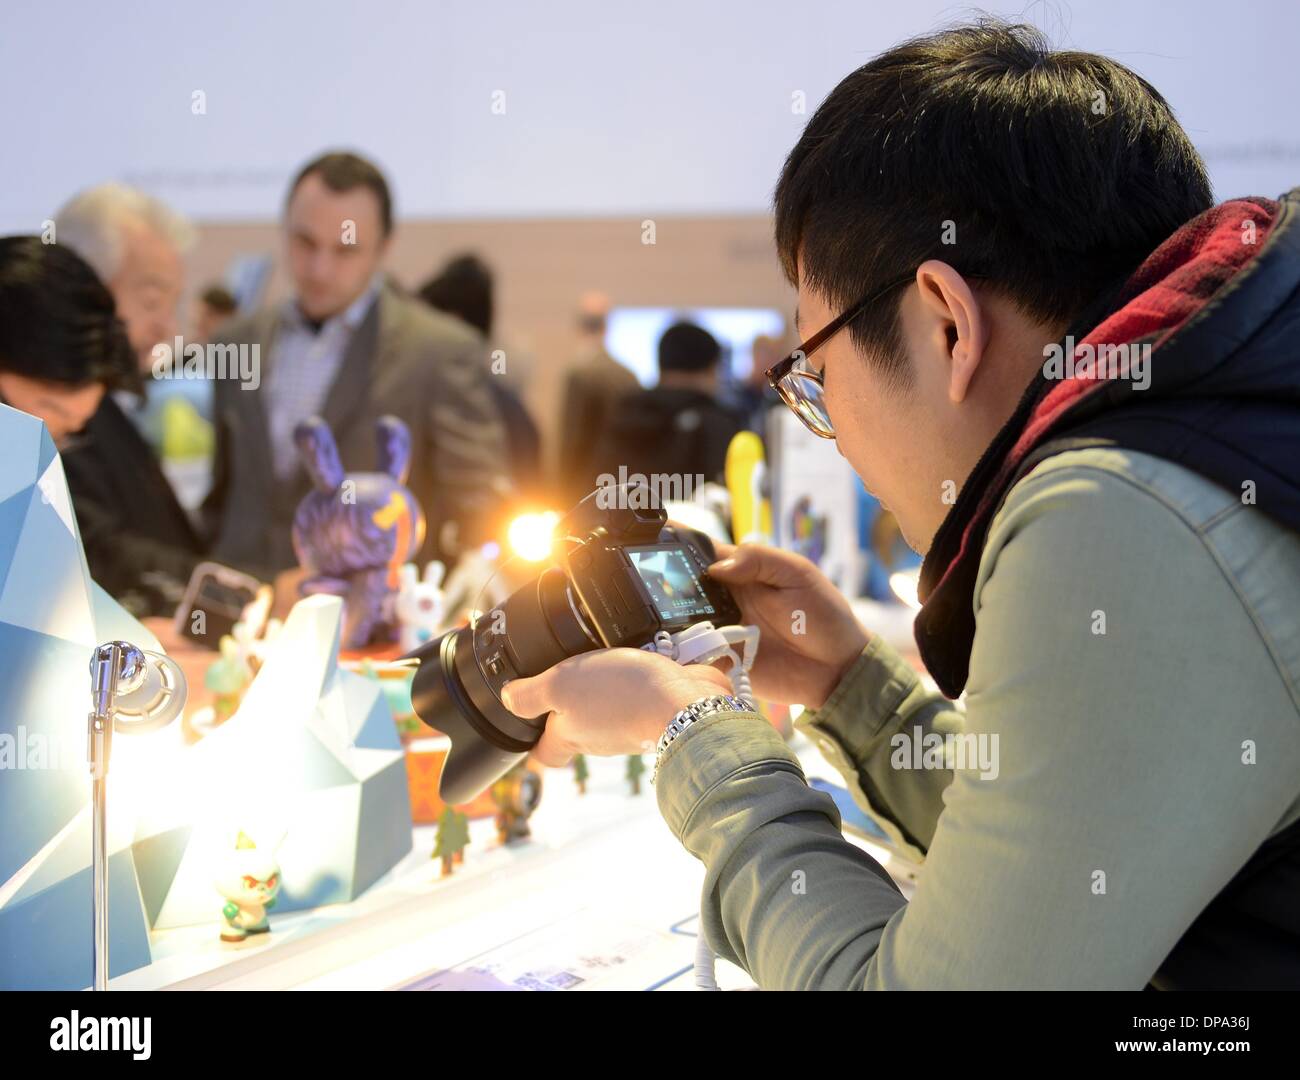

{"left": 764, "top": 274, "right": 915, "bottom": 439}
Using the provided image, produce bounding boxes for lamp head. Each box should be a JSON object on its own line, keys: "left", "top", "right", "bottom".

{"left": 89, "top": 641, "right": 187, "bottom": 733}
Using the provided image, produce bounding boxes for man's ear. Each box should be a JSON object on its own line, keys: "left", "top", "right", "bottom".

{"left": 914, "top": 260, "right": 988, "bottom": 404}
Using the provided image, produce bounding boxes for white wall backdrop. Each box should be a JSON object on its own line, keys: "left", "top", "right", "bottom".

{"left": 1, "top": 0, "right": 1297, "bottom": 230}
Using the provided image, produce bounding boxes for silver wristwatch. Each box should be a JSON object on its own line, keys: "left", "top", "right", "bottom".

{"left": 651, "top": 694, "right": 754, "bottom": 785}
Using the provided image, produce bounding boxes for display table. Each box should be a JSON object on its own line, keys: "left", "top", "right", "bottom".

{"left": 109, "top": 734, "right": 914, "bottom": 991}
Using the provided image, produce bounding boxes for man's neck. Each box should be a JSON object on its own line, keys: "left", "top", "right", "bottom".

{"left": 295, "top": 277, "right": 381, "bottom": 331}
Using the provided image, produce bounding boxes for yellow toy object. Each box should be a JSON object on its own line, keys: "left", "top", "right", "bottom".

{"left": 159, "top": 396, "right": 215, "bottom": 462}
{"left": 725, "top": 431, "right": 771, "bottom": 544}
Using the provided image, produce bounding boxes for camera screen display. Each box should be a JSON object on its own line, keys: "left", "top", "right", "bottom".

{"left": 626, "top": 545, "right": 716, "bottom": 625}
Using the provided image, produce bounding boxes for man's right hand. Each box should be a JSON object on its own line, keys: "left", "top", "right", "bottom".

{"left": 707, "top": 542, "right": 869, "bottom": 710}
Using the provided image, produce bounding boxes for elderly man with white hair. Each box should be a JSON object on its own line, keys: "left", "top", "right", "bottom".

{"left": 55, "top": 183, "right": 194, "bottom": 373}
{"left": 53, "top": 183, "right": 209, "bottom": 618}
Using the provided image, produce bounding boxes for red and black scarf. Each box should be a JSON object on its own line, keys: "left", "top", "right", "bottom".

{"left": 914, "top": 195, "right": 1286, "bottom": 697}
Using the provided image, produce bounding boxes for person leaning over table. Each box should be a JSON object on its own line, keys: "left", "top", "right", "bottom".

{"left": 497, "top": 21, "right": 1300, "bottom": 990}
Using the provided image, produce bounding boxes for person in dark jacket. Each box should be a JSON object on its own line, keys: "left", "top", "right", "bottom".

{"left": 0, "top": 239, "right": 191, "bottom": 619}
{"left": 52, "top": 183, "right": 206, "bottom": 615}
{"left": 555, "top": 292, "right": 640, "bottom": 506}
{"left": 586, "top": 320, "right": 747, "bottom": 500}
{"left": 0, "top": 237, "right": 135, "bottom": 436}
{"left": 418, "top": 254, "right": 544, "bottom": 500}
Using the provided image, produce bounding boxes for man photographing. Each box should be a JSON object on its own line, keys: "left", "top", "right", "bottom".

{"left": 499, "top": 20, "right": 1300, "bottom": 989}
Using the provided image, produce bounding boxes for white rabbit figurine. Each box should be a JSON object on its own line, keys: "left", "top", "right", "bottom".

{"left": 396, "top": 561, "right": 447, "bottom": 653}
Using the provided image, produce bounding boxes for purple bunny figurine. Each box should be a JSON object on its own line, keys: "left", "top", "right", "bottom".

{"left": 291, "top": 415, "right": 427, "bottom": 649}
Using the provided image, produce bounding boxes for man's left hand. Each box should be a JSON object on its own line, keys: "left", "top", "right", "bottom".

{"left": 500, "top": 648, "right": 734, "bottom": 767}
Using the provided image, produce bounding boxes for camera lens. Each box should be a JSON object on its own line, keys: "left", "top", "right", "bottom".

{"left": 408, "top": 567, "right": 600, "bottom": 803}
{"left": 492, "top": 567, "right": 599, "bottom": 674}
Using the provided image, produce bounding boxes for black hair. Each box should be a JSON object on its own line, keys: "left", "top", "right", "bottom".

{"left": 199, "top": 283, "right": 238, "bottom": 313}
{"left": 417, "top": 254, "right": 494, "bottom": 336}
{"left": 773, "top": 19, "right": 1214, "bottom": 379}
{"left": 0, "top": 235, "right": 137, "bottom": 391}
{"left": 658, "top": 320, "right": 721, "bottom": 373}
{"left": 287, "top": 151, "right": 394, "bottom": 237}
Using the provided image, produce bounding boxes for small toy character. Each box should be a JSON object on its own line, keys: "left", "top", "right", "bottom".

{"left": 626, "top": 754, "right": 645, "bottom": 795}
{"left": 432, "top": 806, "right": 470, "bottom": 877}
{"left": 572, "top": 753, "right": 588, "bottom": 795}
{"left": 789, "top": 496, "right": 828, "bottom": 568}
{"left": 204, "top": 635, "right": 251, "bottom": 725}
{"left": 233, "top": 585, "right": 281, "bottom": 672}
{"left": 396, "top": 561, "right": 447, "bottom": 653}
{"left": 215, "top": 832, "right": 281, "bottom": 943}
{"left": 292, "top": 415, "right": 426, "bottom": 649}
{"left": 491, "top": 763, "right": 542, "bottom": 844}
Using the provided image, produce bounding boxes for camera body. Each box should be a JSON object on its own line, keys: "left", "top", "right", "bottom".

{"left": 410, "top": 492, "right": 739, "bottom": 803}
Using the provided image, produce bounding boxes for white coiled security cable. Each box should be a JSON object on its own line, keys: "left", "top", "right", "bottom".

{"left": 645, "top": 621, "right": 761, "bottom": 989}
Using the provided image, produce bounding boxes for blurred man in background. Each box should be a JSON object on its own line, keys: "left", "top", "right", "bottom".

{"left": 721, "top": 331, "right": 784, "bottom": 434}
{"left": 588, "top": 319, "right": 746, "bottom": 493}
{"left": 204, "top": 151, "right": 509, "bottom": 580}
{"left": 555, "top": 290, "right": 639, "bottom": 505}
{"left": 193, "top": 283, "right": 238, "bottom": 345}
{"left": 53, "top": 183, "right": 207, "bottom": 615}
{"left": 418, "top": 253, "right": 543, "bottom": 499}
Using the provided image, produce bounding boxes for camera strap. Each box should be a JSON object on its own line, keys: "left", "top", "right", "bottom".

{"left": 641, "top": 621, "right": 760, "bottom": 705}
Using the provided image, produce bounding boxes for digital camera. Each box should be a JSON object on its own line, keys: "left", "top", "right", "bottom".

{"left": 409, "top": 489, "right": 739, "bottom": 803}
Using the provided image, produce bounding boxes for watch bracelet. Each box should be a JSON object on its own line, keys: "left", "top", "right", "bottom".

{"left": 651, "top": 694, "right": 755, "bottom": 785}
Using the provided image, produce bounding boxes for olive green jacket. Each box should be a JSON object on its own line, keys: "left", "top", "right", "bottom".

{"left": 654, "top": 448, "right": 1300, "bottom": 989}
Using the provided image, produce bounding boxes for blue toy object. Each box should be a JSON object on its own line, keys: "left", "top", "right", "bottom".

{"left": 291, "top": 416, "right": 426, "bottom": 649}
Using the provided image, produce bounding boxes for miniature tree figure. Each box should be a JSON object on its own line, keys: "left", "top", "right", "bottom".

{"left": 451, "top": 810, "right": 469, "bottom": 863}
{"left": 433, "top": 805, "right": 470, "bottom": 876}
{"left": 626, "top": 753, "right": 645, "bottom": 795}
{"left": 572, "top": 753, "right": 589, "bottom": 794}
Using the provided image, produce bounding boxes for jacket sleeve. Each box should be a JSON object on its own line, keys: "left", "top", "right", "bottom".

{"left": 655, "top": 461, "right": 1300, "bottom": 988}
{"left": 73, "top": 490, "right": 201, "bottom": 613}
{"left": 794, "top": 636, "right": 962, "bottom": 863}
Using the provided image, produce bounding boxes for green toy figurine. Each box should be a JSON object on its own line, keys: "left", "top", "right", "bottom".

{"left": 626, "top": 754, "right": 645, "bottom": 795}
{"left": 433, "top": 806, "right": 470, "bottom": 877}
{"left": 215, "top": 832, "right": 281, "bottom": 943}
{"left": 572, "top": 753, "right": 589, "bottom": 795}
{"left": 204, "top": 635, "right": 252, "bottom": 725}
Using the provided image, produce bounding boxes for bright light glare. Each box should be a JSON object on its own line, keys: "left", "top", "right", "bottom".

{"left": 889, "top": 570, "right": 922, "bottom": 611}
{"left": 507, "top": 511, "right": 560, "bottom": 562}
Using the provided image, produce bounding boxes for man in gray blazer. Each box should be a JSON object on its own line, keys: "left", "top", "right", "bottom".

{"left": 203, "top": 152, "right": 509, "bottom": 579}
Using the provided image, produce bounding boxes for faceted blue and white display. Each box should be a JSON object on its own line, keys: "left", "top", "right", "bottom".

{"left": 0, "top": 405, "right": 161, "bottom": 990}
